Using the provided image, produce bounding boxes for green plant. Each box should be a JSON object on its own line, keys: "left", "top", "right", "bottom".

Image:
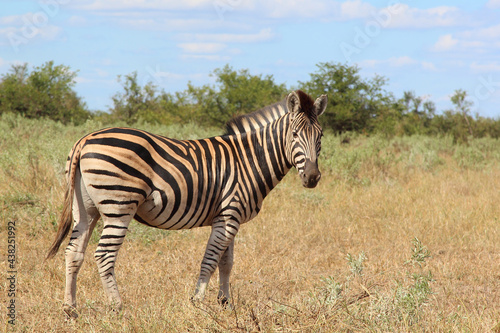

{"left": 346, "top": 251, "right": 367, "bottom": 277}
{"left": 317, "top": 276, "right": 343, "bottom": 306}
{"left": 406, "top": 237, "right": 431, "bottom": 267}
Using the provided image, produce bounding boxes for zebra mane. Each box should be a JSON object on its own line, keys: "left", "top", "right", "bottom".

{"left": 224, "top": 99, "right": 287, "bottom": 135}
{"left": 224, "top": 90, "right": 315, "bottom": 135}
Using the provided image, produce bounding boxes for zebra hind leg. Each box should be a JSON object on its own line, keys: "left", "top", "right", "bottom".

{"left": 94, "top": 215, "right": 133, "bottom": 312}
{"left": 63, "top": 171, "right": 100, "bottom": 318}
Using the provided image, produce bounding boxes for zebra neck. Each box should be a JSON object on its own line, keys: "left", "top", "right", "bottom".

{"left": 233, "top": 114, "right": 292, "bottom": 196}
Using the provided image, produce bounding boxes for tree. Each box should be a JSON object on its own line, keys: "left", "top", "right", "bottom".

{"left": 185, "top": 65, "right": 287, "bottom": 126}
{"left": 0, "top": 61, "right": 89, "bottom": 124}
{"left": 300, "top": 62, "right": 393, "bottom": 133}
{"left": 0, "top": 63, "right": 31, "bottom": 116}
{"left": 396, "top": 91, "right": 436, "bottom": 135}
{"left": 110, "top": 72, "right": 181, "bottom": 125}
{"left": 450, "top": 89, "right": 474, "bottom": 137}
{"left": 430, "top": 90, "right": 476, "bottom": 143}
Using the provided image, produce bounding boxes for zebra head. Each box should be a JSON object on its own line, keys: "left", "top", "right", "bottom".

{"left": 286, "top": 90, "right": 327, "bottom": 188}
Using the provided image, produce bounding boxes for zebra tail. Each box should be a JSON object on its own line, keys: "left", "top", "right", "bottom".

{"left": 46, "top": 139, "right": 84, "bottom": 260}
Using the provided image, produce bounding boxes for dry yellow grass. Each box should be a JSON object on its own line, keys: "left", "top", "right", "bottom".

{"left": 1, "top": 117, "right": 499, "bottom": 332}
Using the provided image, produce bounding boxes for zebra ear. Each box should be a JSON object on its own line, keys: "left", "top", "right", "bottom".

{"left": 287, "top": 91, "right": 301, "bottom": 117}
{"left": 314, "top": 94, "right": 328, "bottom": 117}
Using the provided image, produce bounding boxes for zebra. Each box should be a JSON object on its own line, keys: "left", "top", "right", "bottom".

{"left": 46, "top": 90, "right": 327, "bottom": 318}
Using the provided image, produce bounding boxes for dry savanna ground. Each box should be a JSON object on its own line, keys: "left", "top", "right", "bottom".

{"left": 0, "top": 115, "right": 499, "bottom": 332}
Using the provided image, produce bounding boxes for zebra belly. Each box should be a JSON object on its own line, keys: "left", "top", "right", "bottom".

{"left": 134, "top": 187, "right": 217, "bottom": 230}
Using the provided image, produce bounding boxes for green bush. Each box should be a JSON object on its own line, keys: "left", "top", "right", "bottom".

{"left": 0, "top": 62, "right": 89, "bottom": 124}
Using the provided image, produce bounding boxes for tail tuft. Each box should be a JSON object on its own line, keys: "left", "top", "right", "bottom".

{"left": 46, "top": 138, "right": 84, "bottom": 260}
{"left": 46, "top": 186, "right": 74, "bottom": 259}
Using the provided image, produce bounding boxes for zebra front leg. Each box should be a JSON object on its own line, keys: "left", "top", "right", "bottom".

{"left": 218, "top": 240, "right": 234, "bottom": 307}
{"left": 192, "top": 220, "right": 239, "bottom": 302}
{"left": 94, "top": 218, "right": 132, "bottom": 312}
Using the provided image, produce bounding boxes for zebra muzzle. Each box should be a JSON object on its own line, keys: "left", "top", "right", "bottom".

{"left": 301, "top": 160, "right": 321, "bottom": 188}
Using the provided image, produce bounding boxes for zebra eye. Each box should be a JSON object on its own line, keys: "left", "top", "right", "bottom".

{"left": 292, "top": 131, "right": 299, "bottom": 139}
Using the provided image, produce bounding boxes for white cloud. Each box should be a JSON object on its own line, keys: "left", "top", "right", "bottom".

{"left": 142, "top": 67, "right": 206, "bottom": 83}
{"left": 178, "top": 43, "right": 226, "bottom": 54}
{"left": 181, "top": 54, "right": 231, "bottom": 61}
{"left": 264, "top": 2, "right": 464, "bottom": 27}
{"left": 141, "top": 66, "right": 187, "bottom": 85}
{"left": 252, "top": 0, "right": 374, "bottom": 21}
{"left": 0, "top": 15, "right": 23, "bottom": 25}
{"left": 486, "top": 0, "right": 500, "bottom": 9}
{"left": 421, "top": 61, "right": 438, "bottom": 71}
{"left": 74, "top": 76, "right": 93, "bottom": 84}
{"left": 254, "top": 0, "right": 461, "bottom": 25}
{"left": 340, "top": 0, "right": 375, "bottom": 20}
{"left": 89, "top": 58, "right": 115, "bottom": 67}
{"left": 0, "top": 12, "right": 63, "bottom": 48}
{"left": 262, "top": 0, "right": 334, "bottom": 19}
{"left": 37, "top": 24, "right": 62, "bottom": 40}
{"left": 0, "top": 26, "right": 17, "bottom": 36}
{"left": 149, "top": 71, "right": 183, "bottom": 80}
{"left": 74, "top": 0, "right": 214, "bottom": 11}
{"left": 176, "top": 29, "right": 274, "bottom": 61}
{"left": 433, "top": 23, "right": 500, "bottom": 53}
{"left": 432, "top": 34, "right": 459, "bottom": 52}
{"left": 95, "top": 68, "right": 109, "bottom": 77}
{"left": 390, "top": 56, "right": 418, "bottom": 67}
{"left": 275, "top": 59, "right": 301, "bottom": 67}
{"left": 113, "top": 16, "right": 250, "bottom": 33}
{"left": 0, "top": 25, "right": 62, "bottom": 50}
{"left": 460, "top": 24, "right": 500, "bottom": 40}
{"left": 357, "top": 59, "right": 379, "bottom": 68}
{"left": 176, "top": 28, "right": 274, "bottom": 63}
{"left": 382, "top": 4, "right": 462, "bottom": 29}
{"left": 358, "top": 57, "right": 437, "bottom": 71}
{"left": 67, "top": 15, "right": 87, "bottom": 26}
{"left": 178, "top": 28, "right": 275, "bottom": 44}
{"left": 470, "top": 61, "right": 500, "bottom": 73}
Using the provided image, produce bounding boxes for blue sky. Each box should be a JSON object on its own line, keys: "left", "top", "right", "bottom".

{"left": 1, "top": 0, "right": 500, "bottom": 118}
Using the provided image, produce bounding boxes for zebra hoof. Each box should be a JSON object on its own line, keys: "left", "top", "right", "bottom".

{"left": 110, "top": 301, "right": 123, "bottom": 313}
{"left": 190, "top": 289, "right": 206, "bottom": 304}
{"left": 217, "top": 296, "right": 233, "bottom": 310}
{"left": 190, "top": 295, "right": 202, "bottom": 305}
{"left": 218, "top": 296, "right": 228, "bottom": 306}
{"left": 63, "top": 304, "right": 78, "bottom": 319}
